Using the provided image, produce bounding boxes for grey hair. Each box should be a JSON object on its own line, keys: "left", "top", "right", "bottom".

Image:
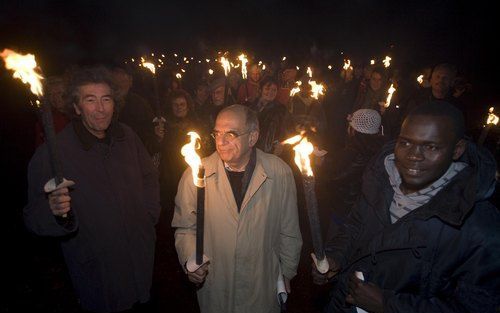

{"left": 219, "top": 104, "right": 259, "bottom": 132}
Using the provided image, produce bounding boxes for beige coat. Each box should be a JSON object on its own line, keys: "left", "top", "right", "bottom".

{"left": 172, "top": 149, "right": 302, "bottom": 313}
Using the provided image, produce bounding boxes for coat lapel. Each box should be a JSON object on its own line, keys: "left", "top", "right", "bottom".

{"left": 240, "top": 162, "right": 268, "bottom": 214}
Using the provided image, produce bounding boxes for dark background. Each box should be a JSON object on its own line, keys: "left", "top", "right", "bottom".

{"left": 0, "top": 1, "right": 498, "bottom": 312}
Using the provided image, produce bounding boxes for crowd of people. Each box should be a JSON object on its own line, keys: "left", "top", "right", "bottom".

{"left": 22, "top": 54, "right": 499, "bottom": 313}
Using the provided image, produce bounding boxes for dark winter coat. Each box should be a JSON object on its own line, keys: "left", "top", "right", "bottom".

{"left": 325, "top": 141, "right": 500, "bottom": 313}
{"left": 24, "top": 121, "right": 160, "bottom": 313}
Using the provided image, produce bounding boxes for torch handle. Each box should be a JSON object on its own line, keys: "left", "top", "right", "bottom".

{"left": 152, "top": 76, "right": 162, "bottom": 118}
{"left": 41, "top": 103, "right": 63, "bottom": 185}
{"left": 477, "top": 125, "right": 491, "bottom": 146}
{"left": 302, "top": 176, "right": 325, "bottom": 261}
{"left": 196, "top": 186, "right": 205, "bottom": 265}
{"left": 223, "top": 76, "right": 229, "bottom": 106}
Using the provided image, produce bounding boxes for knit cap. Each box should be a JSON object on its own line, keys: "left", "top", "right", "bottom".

{"left": 349, "top": 109, "right": 381, "bottom": 134}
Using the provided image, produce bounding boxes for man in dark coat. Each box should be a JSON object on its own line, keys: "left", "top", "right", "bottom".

{"left": 24, "top": 67, "right": 161, "bottom": 313}
{"left": 314, "top": 101, "right": 500, "bottom": 313}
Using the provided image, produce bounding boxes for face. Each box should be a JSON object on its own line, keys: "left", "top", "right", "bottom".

{"left": 369, "top": 72, "right": 383, "bottom": 91}
{"left": 249, "top": 65, "right": 261, "bottom": 82}
{"left": 112, "top": 71, "right": 132, "bottom": 97}
{"left": 394, "top": 115, "right": 465, "bottom": 194}
{"left": 260, "top": 83, "right": 278, "bottom": 102}
{"left": 213, "top": 110, "right": 258, "bottom": 169}
{"left": 172, "top": 97, "right": 188, "bottom": 118}
{"left": 73, "top": 83, "right": 114, "bottom": 139}
{"left": 212, "top": 85, "right": 225, "bottom": 106}
{"left": 195, "top": 85, "right": 209, "bottom": 102}
{"left": 48, "top": 83, "right": 65, "bottom": 112}
{"left": 430, "top": 67, "right": 453, "bottom": 97}
{"left": 282, "top": 69, "right": 297, "bottom": 83}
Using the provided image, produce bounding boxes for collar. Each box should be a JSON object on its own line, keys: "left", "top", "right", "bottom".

{"left": 72, "top": 118, "right": 125, "bottom": 151}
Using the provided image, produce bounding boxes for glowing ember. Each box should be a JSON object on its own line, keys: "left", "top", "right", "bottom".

{"left": 220, "top": 56, "right": 231, "bottom": 76}
{"left": 383, "top": 83, "right": 396, "bottom": 108}
{"left": 141, "top": 61, "right": 156, "bottom": 75}
{"left": 180, "top": 132, "right": 204, "bottom": 187}
{"left": 417, "top": 75, "right": 424, "bottom": 85}
{"left": 290, "top": 81, "right": 302, "bottom": 97}
{"left": 1, "top": 49, "right": 44, "bottom": 96}
{"left": 487, "top": 107, "right": 499, "bottom": 125}
{"left": 383, "top": 56, "right": 392, "bottom": 68}
{"left": 309, "top": 81, "right": 325, "bottom": 100}
{"left": 238, "top": 54, "right": 248, "bottom": 79}
{"left": 283, "top": 135, "right": 314, "bottom": 177}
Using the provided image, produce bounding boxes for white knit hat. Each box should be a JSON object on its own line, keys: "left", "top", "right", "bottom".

{"left": 349, "top": 109, "right": 381, "bottom": 134}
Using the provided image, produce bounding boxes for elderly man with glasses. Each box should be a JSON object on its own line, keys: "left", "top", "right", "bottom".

{"left": 172, "top": 104, "right": 302, "bottom": 313}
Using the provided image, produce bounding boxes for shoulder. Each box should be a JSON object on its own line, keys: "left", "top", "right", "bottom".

{"left": 257, "top": 149, "right": 293, "bottom": 176}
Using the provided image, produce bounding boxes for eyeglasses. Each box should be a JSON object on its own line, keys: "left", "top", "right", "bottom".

{"left": 211, "top": 130, "right": 251, "bottom": 141}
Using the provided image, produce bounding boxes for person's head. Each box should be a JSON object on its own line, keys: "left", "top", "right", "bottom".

{"left": 395, "top": 101, "right": 466, "bottom": 194}
{"left": 369, "top": 67, "right": 386, "bottom": 92}
{"left": 111, "top": 67, "right": 132, "bottom": 98}
{"left": 348, "top": 109, "right": 381, "bottom": 137}
{"left": 168, "top": 89, "right": 192, "bottom": 118}
{"left": 65, "top": 66, "right": 118, "bottom": 138}
{"left": 228, "top": 72, "right": 241, "bottom": 89}
{"left": 249, "top": 64, "right": 261, "bottom": 83}
{"left": 194, "top": 82, "right": 209, "bottom": 103}
{"left": 45, "top": 76, "right": 66, "bottom": 113}
{"left": 281, "top": 68, "right": 298, "bottom": 84}
{"left": 259, "top": 76, "right": 278, "bottom": 103}
{"left": 210, "top": 77, "right": 226, "bottom": 106}
{"left": 430, "top": 63, "right": 457, "bottom": 98}
{"left": 212, "top": 105, "right": 259, "bottom": 170}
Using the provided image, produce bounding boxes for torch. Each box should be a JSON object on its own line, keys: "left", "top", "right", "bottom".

{"left": 1, "top": 49, "right": 73, "bottom": 216}
{"left": 140, "top": 61, "right": 165, "bottom": 126}
{"left": 283, "top": 134, "right": 329, "bottom": 273}
{"left": 181, "top": 132, "right": 209, "bottom": 271}
{"left": 478, "top": 107, "right": 499, "bottom": 146}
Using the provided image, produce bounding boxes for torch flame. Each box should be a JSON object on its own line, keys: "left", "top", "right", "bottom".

{"left": 290, "top": 81, "right": 302, "bottom": 97}
{"left": 176, "top": 73, "right": 182, "bottom": 79}
{"left": 141, "top": 61, "right": 156, "bottom": 75}
{"left": 238, "top": 54, "right": 248, "bottom": 79}
{"left": 283, "top": 134, "right": 314, "bottom": 177}
{"left": 307, "top": 66, "right": 313, "bottom": 78}
{"left": 417, "top": 75, "right": 424, "bottom": 85}
{"left": 383, "top": 56, "right": 392, "bottom": 68}
{"left": 343, "top": 59, "right": 351, "bottom": 71}
{"left": 487, "top": 107, "right": 499, "bottom": 125}
{"left": 384, "top": 83, "right": 396, "bottom": 108}
{"left": 220, "top": 56, "right": 231, "bottom": 76}
{"left": 309, "top": 81, "right": 325, "bottom": 100}
{"left": 181, "top": 132, "right": 204, "bottom": 187}
{"left": 208, "top": 69, "right": 214, "bottom": 75}
{"left": 370, "top": 59, "right": 375, "bottom": 65}
{"left": 1, "top": 49, "right": 44, "bottom": 96}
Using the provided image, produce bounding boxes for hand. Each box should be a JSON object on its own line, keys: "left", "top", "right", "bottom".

{"left": 346, "top": 272, "right": 384, "bottom": 313}
{"left": 48, "top": 187, "right": 71, "bottom": 217}
{"left": 311, "top": 257, "right": 340, "bottom": 285}
{"left": 187, "top": 262, "right": 209, "bottom": 285}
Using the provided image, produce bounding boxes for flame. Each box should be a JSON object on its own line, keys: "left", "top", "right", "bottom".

{"left": 487, "top": 107, "right": 499, "bottom": 125}
{"left": 181, "top": 68, "right": 186, "bottom": 73}
{"left": 296, "top": 66, "right": 300, "bottom": 70}
{"left": 327, "top": 65, "right": 332, "bottom": 70}
{"left": 290, "top": 81, "right": 302, "bottom": 96}
{"left": 220, "top": 56, "right": 231, "bottom": 76}
{"left": 417, "top": 75, "right": 424, "bottom": 85}
{"left": 161, "top": 54, "right": 165, "bottom": 58}
{"left": 370, "top": 59, "right": 375, "bottom": 65}
{"left": 238, "top": 54, "right": 248, "bottom": 79}
{"left": 283, "top": 134, "right": 314, "bottom": 177}
{"left": 180, "top": 132, "right": 204, "bottom": 187}
{"left": 383, "top": 56, "right": 391, "bottom": 68}
{"left": 262, "top": 64, "right": 266, "bottom": 70}
{"left": 309, "top": 81, "right": 325, "bottom": 100}
{"left": 131, "top": 58, "right": 135, "bottom": 62}
{"left": 174, "top": 53, "right": 178, "bottom": 57}
{"left": 258, "top": 61, "right": 262, "bottom": 66}
{"left": 343, "top": 59, "right": 351, "bottom": 71}
{"left": 206, "top": 58, "right": 210, "bottom": 63}
{"left": 1, "top": 49, "right": 44, "bottom": 96}
{"left": 176, "top": 73, "right": 182, "bottom": 79}
{"left": 384, "top": 83, "right": 396, "bottom": 108}
{"left": 282, "top": 56, "right": 287, "bottom": 61}
{"left": 141, "top": 61, "right": 156, "bottom": 75}
{"left": 307, "top": 67, "right": 313, "bottom": 78}
{"left": 208, "top": 69, "right": 214, "bottom": 75}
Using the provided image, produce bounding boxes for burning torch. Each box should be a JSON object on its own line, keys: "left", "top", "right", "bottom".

{"left": 478, "top": 107, "right": 499, "bottom": 146}
{"left": 220, "top": 55, "right": 231, "bottom": 106}
{"left": 140, "top": 60, "right": 165, "bottom": 126}
{"left": 283, "top": 134, "right": 329, "bottom": 274}
{"left": 181, "top": 132, "right": 209, "bottom": 271}
{"left": 1, "top": 49, "right": 74, "bottom": 216}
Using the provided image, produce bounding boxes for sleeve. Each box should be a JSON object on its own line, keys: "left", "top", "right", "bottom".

{"left": 279, "top": 165, "right": 303, "bottom": 279}
{"left": 23, "top": 147, "right": 78, "bottom": 236}
{"left": 135, "top": 131, "right": 161, "bottom": 225}
{"left": 171, "top": 167, "right": 198, "bottom": 267}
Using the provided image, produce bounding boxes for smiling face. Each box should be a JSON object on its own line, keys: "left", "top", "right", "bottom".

{"left": 260, "top": 82, "right": 278, "bottom": 102}
{"left": 214, "top": 110, "right": 258, "bottom": 170}
{"left": 172, "top": 96, "right": 188, "bottom": 118}
{"left": 394, "top": 115, "right": 465, "bottom": 194}
{"left": 73, "top": 83, "right": 114, "bottom": 139}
